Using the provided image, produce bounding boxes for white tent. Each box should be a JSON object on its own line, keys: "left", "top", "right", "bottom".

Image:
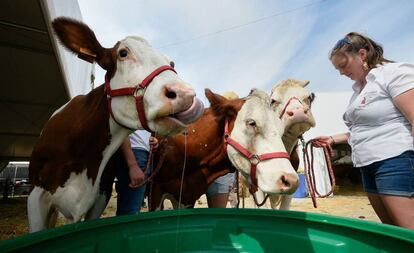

{"left": 0, "top": 0, "right": 93, "bottom": 168}
{"left": 304, "top": 91, "right": 352, "bottom": 139}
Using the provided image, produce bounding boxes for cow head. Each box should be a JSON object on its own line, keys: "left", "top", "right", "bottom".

{"left": 52, "top": 17, "right": 203, "bottom": 135}
{"left": 206, "top": 89, "right": 298, "bottom": 194}
{"left": 271, "top": 79, "right": 315, "bottom": 137}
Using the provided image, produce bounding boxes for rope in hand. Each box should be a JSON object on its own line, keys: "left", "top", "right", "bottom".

{"left": 136, "top": 135, "right": 167, "bottom": 188}
{"left": 301, "top": 136, "right": 336, "bottom": 208}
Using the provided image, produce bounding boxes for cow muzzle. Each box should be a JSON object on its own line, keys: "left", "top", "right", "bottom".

{"left": 276, "top": 172, "right": 299, "bottom": 194}
{"left": 163, "top": 83, "right": 204, "bottom": 125}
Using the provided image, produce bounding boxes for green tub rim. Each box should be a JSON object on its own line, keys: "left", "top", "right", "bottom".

{"left": 1, "top": 208, "right": 413, "bottom": 252}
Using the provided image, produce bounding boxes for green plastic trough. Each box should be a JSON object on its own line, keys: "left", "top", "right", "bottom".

{"left": 1, "top": 209, "right": 413, "bottom": 253}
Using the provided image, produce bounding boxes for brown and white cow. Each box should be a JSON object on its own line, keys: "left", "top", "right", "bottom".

{"left": 254, "top": 78, "right": 315, "bottom": 209}
{"left": 149, "top": 89, "right": 298, "bottom": 210}
{"left": 27, "top": 17, "right": 203, "bottom": 232}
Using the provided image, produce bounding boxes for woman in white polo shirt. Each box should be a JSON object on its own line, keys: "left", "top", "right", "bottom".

{"left": 315, "top": 32, "right": 414, "bottom": 229}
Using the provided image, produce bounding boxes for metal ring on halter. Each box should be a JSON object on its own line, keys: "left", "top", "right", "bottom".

{"left": 249, "top": 154, "right": 261, "bottom": 165}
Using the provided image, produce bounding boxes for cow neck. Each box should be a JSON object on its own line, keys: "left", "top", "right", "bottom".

{"left": 180, "top": 111, "right": 234, "bottom": 204}
{"left": 31, "top": 85, "right": 112, "bottom": 192}
{"left": 84, "top": 86, "right": 114, "bottom": 184}
{"left": 223, "top": 118, "right": 290, "bottom": 193}
{"left": 104, "top": 65, "right": 176, "bottom": 132}
{"left": 282, "top": 128, "right": 301, "bottom": 155}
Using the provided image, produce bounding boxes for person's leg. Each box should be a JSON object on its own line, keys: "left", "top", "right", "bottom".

{"left": 206, "top": 181, "right": 220, "bottom": 207}
{"left": 115, "top": 149, "right": 150, "bottom": 215}
{"left": 132, "top": 149, "right": 149, "bottom": 213}
{"left": 359, "top": 164, "right": 392, "bottom": 223}
{"left": 366, "top": 193, "right": 394, "bottom": 225}
{"left": 380, "top": 195, "right": 414, "bottom": 229}
{"left": 207, "top": 193, "right": 230, "bottom": 208}
{"left": 372, "top": 150, "right": 414, "bottom": 229}
{"left": 206, "top": 173, "right": 235, "bottom": 208}
{"left": 115, "top": 152, "right": 141, "bottom": 215}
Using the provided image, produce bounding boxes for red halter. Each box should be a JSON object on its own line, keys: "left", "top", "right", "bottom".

{"left": 279, "top": 96, "right": 303, "bottom": 119}
{"left": 104, "top": 65, "right": 176, "bottom": 132}
{"left": 223, "top": 119, "right": 290, "bottom": 192}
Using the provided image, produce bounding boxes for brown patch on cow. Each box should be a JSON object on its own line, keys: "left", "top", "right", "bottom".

{"left": 290, "top": 144, "right": 300, "bottom": 171}
{"left": 29, "top": 85, "right": 111, "bottom": 193}
{"left": 149, "top": 90, "right": 244, "bottom": 209}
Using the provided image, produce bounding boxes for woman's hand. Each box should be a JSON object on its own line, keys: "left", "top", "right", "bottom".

{"left": 128, "top": 164, "right": 145, "bottom": 188}
{"left": 149, "top": 136, "right": 159, "bottom": 151}
{"left": 312, "top": 135, "right": 335, "bottom": 147}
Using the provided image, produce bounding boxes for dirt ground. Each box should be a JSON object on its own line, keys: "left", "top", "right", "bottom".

{"left": 0, "top": 185, "right": 380, "bottom": 242}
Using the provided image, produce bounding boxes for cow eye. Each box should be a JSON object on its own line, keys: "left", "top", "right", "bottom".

{"left": 271, "top": 99, "right": 280, "bottom": 107}
{"left": 170, "top": 61, "right": 175, "bottom": 68}
{"left": 246, "top": 119, "right": 256, "bottom": 127}
{"left": 119, "top": 49, "right": 128, "bottom": 58}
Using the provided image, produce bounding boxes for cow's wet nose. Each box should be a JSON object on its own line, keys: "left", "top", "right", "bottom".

{"left": 285, "top": 107, "right": 309, "bottom": 123}
{"left": 164, "top": 83, "right": 196, "bottom": 108}
{"left": 277, "top": 173, "right": 299, "bottom": 194}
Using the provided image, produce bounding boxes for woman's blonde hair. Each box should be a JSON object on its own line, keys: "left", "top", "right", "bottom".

{"left": 330, "top": 32, "right": 393, "bottom": 70}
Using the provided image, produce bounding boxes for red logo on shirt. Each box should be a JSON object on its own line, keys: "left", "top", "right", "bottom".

{"left": 361, "top": 97, "right": 366, "bottom": 105}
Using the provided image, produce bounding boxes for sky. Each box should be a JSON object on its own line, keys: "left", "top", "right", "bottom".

{"left": 75, "top": 0, "right": 414, "bottom": 138}
{"left": 77, "top": 0, "right": 414, "bottom": 101}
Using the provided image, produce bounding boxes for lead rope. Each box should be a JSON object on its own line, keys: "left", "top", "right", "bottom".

{"left": 252, "top": 192, "right": 270, "bottom": 207}
{"left": 178, "top": 129, "right": 188, "bottom": 207}
{"left": 137, "top": 135, "right": 167, "bottom": 188}
{"left": 147, "top": 138, "right": 169, "bottom": 211}
{"left": 234, "top": 171, "right": 269, "bottom": 208}
{"left": 236, "top": 170, "right": 240, "bottom": 208}
{"left": 235, "top": 171, "right": 246, "bottom": 208}
{"left": 301, "top": 136, "right": 336, "bottom": 208}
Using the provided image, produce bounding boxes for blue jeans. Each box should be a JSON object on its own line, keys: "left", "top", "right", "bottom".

{"left": 359, "top": 150, "right": 414, "bottom": 197}
{"left": 115, "top": 148, "right": 150, "bottom": 215}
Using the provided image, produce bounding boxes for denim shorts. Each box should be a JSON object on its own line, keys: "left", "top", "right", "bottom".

{"left": 206, "top": 173, "right": 235, "bottom": 197}
{"left": 358, "top": 150, "right": 414, "bottom": 197}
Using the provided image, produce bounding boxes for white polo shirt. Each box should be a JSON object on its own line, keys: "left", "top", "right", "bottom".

{"left": 129, "top": 130, "right": 151, "bottom": 152}
{"left": 343, "top": 62, "right": 414, "bottom": 167}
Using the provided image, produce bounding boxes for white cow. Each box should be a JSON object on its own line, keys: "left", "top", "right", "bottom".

{"left": 254, "top": 79, "right": 315, "bottom": 209}
{"left": 226, "top": 89, "right": 299, "bottom": 195}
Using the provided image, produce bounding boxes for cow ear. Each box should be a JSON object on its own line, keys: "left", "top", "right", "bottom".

{"left": 205, "top": 89, "right": 227, "bottom": 107}
{"left": 205, "top": 89, "right": 243, "bottom": 119}
{"left": 52, "top": 17, "right": 114, "bottom": 70}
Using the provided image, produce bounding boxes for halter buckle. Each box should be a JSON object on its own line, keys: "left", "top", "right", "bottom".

{"left": 249, "top": 154, "right": 261, "bottom": 165}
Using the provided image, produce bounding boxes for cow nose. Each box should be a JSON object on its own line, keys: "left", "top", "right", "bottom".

{"left": 277, "top": 173, "right": 299, "bottom": 194}
{"left": 285, "top": 107, "right": 308, "bottom": 122}
{"left": 164, "top": 83, "right": 196, "bottom": 107}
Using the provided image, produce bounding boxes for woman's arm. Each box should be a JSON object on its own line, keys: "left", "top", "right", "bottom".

{"left": 330, "top": 132, "right": 350, "bottom": 145}
{"left": 314, "top": 132, "right": 350, "bottom": 146}
{"left": 121, "top": 138, "right": 145, "bottom": 188}
{"left": 394, "top": 88, "right": 414, "bottom": 136}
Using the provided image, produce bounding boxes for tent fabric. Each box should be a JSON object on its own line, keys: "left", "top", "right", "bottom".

{"left": 0, "top": 0, "right": 93, "bottom": 163}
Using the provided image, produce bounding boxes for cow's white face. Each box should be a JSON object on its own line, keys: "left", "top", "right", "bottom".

{"left": 110, "top": 36, "right": 204, "bottom": 135}
{"left": 52, "top": 18, "right": 204, "bottom": 136}
{"left": 226, "top": 90, "right": 298, "bottom": 194}
{"left": 271, "top": 79, "right": 315, "bottom": 136}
